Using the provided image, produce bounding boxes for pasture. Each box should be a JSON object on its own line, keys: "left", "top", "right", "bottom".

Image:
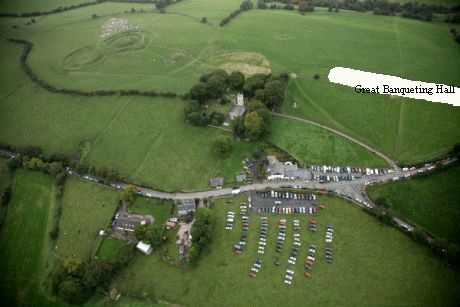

{"left": 1, "top": 5, "right": 458, "bottom": 169}
{"left": 55, "top": 176, "right": 119, "bottom": 259}
{"left": 368, "top": 165, "right": 460, "bottom": 244}
{"left": 268, "top": 116, "right": 388, "bottom": 167}
{"left": 130, "top": 196, "right": 172, "bottom": 224}
{"left": 0, "top": 170, "right": 57, "bottom": 306}
{"left": 113, "top": 194, "right": 460, "bottom": 306}
{"left": 0, "top": 0, "right": 90, "bottom": 13}
{"left": 96, "top": 236, "right": 126, "bottom": 263}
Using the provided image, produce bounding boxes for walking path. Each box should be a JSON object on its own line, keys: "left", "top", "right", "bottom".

{"left": 272, "top": 112, "right": 399, "bottom": 169}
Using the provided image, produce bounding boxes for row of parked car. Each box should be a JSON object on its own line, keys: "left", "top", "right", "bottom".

{"left": 225, "top": 211, "right": 235, "bottom": 230}
{"left": 310, "top": 165, "right": 393, "bottom": 176}
{"left": 259, "top": 191, "right": 318, "bottom": 201}
{"left": 315, "top": 174, "right": 361, "bottom": 183}
{"left": 258, "top": 217, "right": 268, "bottom": 255}
{"left": 249, "top": 259, "right": 263, "bottom": 278}
{"left": 255, "top": 206, "right": 317, "bottom": 214}
{"left": 326, "top": 225, "right": 334, "bottom": 244}
{"left": 304, "top": 244, "right": 317, "bottom": 278}
{"left": 285, "top": 219, "right": 304, "bottom": 285}
{"left": 276, "top": 219, "right": 287, "bottom": 254}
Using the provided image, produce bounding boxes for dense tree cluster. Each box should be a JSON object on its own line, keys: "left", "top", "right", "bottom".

{"left": 8, "top": 39, "right": 178, "bottom": 98}
{"left": 189, "top": 208, "right": 214, "bottom": 265}
{"left": 52, "top": 245, "right": 135, "bottom": 304}
{"left": 183, "top": 100, "right": 226, "bottom": 127}
{"left": 243, "top": 73, "right": 289, "bottom": 109}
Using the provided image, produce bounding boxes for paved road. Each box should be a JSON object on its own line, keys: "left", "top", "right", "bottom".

{"left": 272, "top": 113, "right": 399, "bottom": 169}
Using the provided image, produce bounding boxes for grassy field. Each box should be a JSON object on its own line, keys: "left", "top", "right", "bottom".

{"left": 113, "top": 194, "right": 460, "bottom": 305}
{"left": 368, "top": 165, "right": 460, "bottom": 244}
{"left": 0, "top": 170, "right": 58, "bottom": 306}
{"left": 55, "top": 176, "right": 119, "bottom": 260}
{"left": 96, "top": 236, "right": 126, "bottom": 263}
{"left": 0, "top": 40, "right": 262, "bottom": 191}
{"left": 130, "top": 196, "right": 172, "bottom": 224}
{"left": 0, "top": 0, "right": 91, "bottom": 13}
{"left": 268, "top": 116, "right": 389, "bottom": 167}
{"left": 1, "top": 5, "right": 458, "bottom": 168}
{"left": 222, "top": 10, "right": 460, "bottom": 165}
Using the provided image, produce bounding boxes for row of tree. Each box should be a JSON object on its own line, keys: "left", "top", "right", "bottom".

{"left": 8, "top": 39, "right": 179, "bottom": 98}
{"left": 259, "top": 0, "right": 460, "bottom": 21}
{"left": 52, "top": 246, "right": 135, "bottom": 304}
{"left": 220, "top": 0, "right": 254, "bottom": 26}
{"left": 188, "top": 207, "right": 214, "bottom": 265}
{"left": 366, "top": 199, "right": 460, "bottom": 268}
{"left": 0, "top": 143, "right": 123, "bottom": 186}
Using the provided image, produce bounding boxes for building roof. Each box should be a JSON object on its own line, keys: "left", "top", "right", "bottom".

{"left": 284, "top": 162, "right": 298, "bottom": 178}
{"left": 136, "top": 241, "right": 153, "bottom": 255}
{"left": 268, "top": 161, "right": 285, "bottom": 176}
{"left": 236, "top": 172, "right": 246, "bottom": 182}
{"left": 177, "top": 201, "right": 196, "bottom": 213}
{"left": 210, "top": 177, "right": 224, "bottom": 187}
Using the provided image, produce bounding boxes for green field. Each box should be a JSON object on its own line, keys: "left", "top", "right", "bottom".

{"left": 0, "top": 0, "right": 91, "bottom": 13}
{"left": 0, "top": 170, "right": 57, "bottom": 305}
{"left": 55, "top": 176, "right": 119, "bottom": 259}
{"left": 130, "top": 196, "right": 172, "bottom": 224}
{"left": 268, "top": 116, "right": 389, "bottom": 167}
{"left": 113, "top": 194, "right": 460, "bottom": 305}
{"left": 0, "top": 5, "right": 458, "bottom": 171}
{"left": 368, "top": 165, "right": 460, "bottom": 244}
{"left": 96, "top": 236, "right": 126, "bottom": 263}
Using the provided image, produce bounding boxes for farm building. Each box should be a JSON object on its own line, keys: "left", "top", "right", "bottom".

{"left": 210, "top": 177, "right": 224, "bottom": 188}
{"left": 236, "top": 172, "right": 247, "bottom": 182}
{"left": 177, "top": 200, "right": 196, "bottom": 223}
{"left": 267, "top": 156, "right": 311, "bottom": 181}
{"left": 136, "top": 241, "right": 153, "bottom": 255}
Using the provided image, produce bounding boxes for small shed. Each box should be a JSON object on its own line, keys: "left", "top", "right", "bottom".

{"left": 236, "top": 172, "right": 246, "bottom": 182}
{"left": 136, "top": 241, "right": 153, "bottom": 255}
{"left": 210, "top": 177, "right": 224, "bottom": 188}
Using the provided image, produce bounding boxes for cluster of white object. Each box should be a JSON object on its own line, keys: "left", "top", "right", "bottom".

{"left": 100, "top": 18, "right": 139, "bottom": 38}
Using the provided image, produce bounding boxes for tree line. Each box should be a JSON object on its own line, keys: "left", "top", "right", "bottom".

{"left": 7, "top": 39, "right": 179, "bottom": 99}
{"left": 257, "top": 0, "right": 460, "bottom": 21}
{"left": 219, "top": 0, "right": 254, "bottom": 26}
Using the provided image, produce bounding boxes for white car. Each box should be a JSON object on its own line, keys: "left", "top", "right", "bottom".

{"left": 251, "top": 268, "right": 259, "bottom": 273}
{"left": 284, "top": 279, "right": 292, "bottom": 285}
{"left": 288, "top": 260, "right": 295, "bottom": 265}
{"left": 326, "top": 239, "right": 332, "bottom": 243}
{"left": 286, "top": 269, "right": 294, "bottom": 275}
{"left": 259, "top": 242, "right": 266, "bottom": 246}
{"left": 285, "top": 274, "right": 293, "bottom": 281}
{"left": 294, "top": 233, "right": 300, "bottom": 237}
{"left": 307, "top": 256, "right": 315, "bottom": 261}
{"left": 258, "top": 250, "right": 264, "bottom": 254}
{"left": 293, "top": 242, "right": 301, "bottom": 247}
{"left": 254, "top": 263, "right": 261, "bottom": 268}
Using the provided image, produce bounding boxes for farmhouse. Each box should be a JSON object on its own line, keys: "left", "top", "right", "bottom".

{"left": 178, "top": 200, "right": 196, "bottom": 222}
{"left": 267, "top": 156, "right": 311, "bottom": 181}
{"left": 136, "top": 241, "right": 153, "bottom": 255}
